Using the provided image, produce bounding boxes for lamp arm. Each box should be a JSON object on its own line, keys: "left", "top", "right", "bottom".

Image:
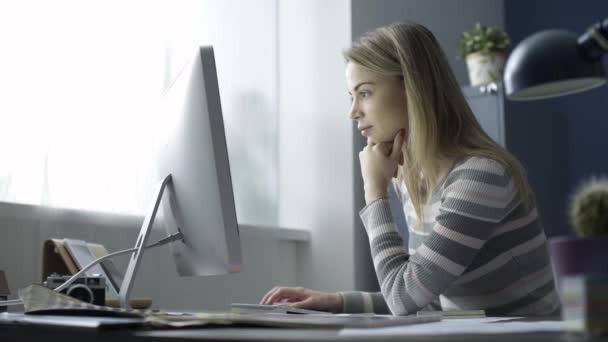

{"left": 578, "top": 17, "right": 608, "bottom": 60}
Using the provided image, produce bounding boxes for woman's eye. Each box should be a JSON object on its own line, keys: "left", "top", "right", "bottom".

{"left": 360, "top": 91, "right": 371, "bottom": 98}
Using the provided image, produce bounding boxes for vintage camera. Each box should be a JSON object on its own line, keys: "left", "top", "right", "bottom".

{"left": 43, "top": 273, "right": 106, "bottom": 306}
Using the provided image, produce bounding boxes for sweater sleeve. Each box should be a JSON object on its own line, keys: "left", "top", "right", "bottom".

{"left": 337, "top": 291, "right": 390, "bottom": 314}
{"left": 359, "top": 160, "right": 520, "bottom": 315}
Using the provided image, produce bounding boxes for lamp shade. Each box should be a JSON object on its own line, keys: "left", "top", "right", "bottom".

{"left": 504, "top": 30, "right": 606, "bottom": 100}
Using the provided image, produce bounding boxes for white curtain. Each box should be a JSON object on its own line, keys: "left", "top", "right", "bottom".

{"left": 0, "top": 0, "right": 279, "bottom": 226}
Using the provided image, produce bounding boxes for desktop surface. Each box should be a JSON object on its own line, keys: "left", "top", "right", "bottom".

{"left": 1, "top": 312, "right": 603, "bottom": 342}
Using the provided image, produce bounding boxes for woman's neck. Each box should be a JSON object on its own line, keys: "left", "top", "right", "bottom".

{"left": 396, "top": 156, "right": 456, "bottom": 190}
{"left": 436, "top": 157, "right": 455, "bottom": 182}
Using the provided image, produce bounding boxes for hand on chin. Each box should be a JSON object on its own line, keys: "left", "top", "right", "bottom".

{"left": 367, "top": 136, "right": 389, "bottom": 146}
{"left": 366, "top": 136, "right": 404, "bottom": 178}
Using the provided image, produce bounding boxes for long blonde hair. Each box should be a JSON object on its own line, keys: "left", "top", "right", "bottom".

{"left": 344, "top": 21, "right": 530, "bottom": 221}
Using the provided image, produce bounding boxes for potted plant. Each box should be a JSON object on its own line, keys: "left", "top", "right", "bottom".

{"left": 458, "top": 22, "right": 511, "bottom": 87}
{"left": 548, "top": 177, "right": 608, "bottom": 286}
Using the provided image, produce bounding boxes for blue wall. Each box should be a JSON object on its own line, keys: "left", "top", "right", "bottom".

{"left": 505, "top": 1, "right": 608, "bottom": 236}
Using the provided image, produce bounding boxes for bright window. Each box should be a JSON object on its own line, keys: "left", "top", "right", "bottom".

{"left": 0, "top": 0, "right": 279, "bottom": 226}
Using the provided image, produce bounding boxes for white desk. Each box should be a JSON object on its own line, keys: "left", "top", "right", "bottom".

{"left": 0, "top": 313, "right": 601, "bottom": 342}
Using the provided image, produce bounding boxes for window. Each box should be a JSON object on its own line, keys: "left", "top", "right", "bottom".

{"left": 0, "top": 0, "right": 279, "bottom": 226}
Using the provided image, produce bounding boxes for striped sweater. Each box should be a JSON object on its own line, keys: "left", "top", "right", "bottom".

{"left": 340, "top": 156, "right": 560, "bottom": 316}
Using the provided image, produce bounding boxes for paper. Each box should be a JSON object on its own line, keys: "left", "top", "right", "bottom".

{"left": 18, "top": 284, "right": 147, "bottom": 317}
{"left": 339, "top": 317, "right": 565, "bottom": 337}
{"left": 145, "top": 311, "right": 441, "bottom": 329}
{"left": 2, "top": 312, "right": 144, "bottom": 329}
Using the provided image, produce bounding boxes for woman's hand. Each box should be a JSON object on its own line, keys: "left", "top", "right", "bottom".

{"left": 259, "top": 286, "right": 343, "bottom": 313}
{"left": 359, "top": 129, "right": 405, "bottom": 204}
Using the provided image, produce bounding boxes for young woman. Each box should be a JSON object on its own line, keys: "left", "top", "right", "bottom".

{"left": 260, "top": 21, "right": 560, "bottom": 316}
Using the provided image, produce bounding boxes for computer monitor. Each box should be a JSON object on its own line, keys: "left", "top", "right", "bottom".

{"left": 118, "top": 46, "right": 242, "bottom": 309}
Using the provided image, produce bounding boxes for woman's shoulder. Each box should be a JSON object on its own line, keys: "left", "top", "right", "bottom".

{"left": 442, "top": 156, "right": 522, "bottom": 222}
{"left": 445, "top": 155, "right": 513, "bottom": 189}
{"left": 452, "top": 155, "right": 508, "bottom": 174}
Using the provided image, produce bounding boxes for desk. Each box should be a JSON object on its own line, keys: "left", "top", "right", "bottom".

{"left": 0, "top": 313, "right": 605, "bottom": 342}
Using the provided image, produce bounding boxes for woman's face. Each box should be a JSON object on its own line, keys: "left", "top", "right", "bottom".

{"left": 346, "top": 62, "right": 408, "bottom": 145}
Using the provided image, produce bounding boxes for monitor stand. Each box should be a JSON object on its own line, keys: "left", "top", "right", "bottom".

{"left": 119, "top": 174, "right": 173, "bottom": 309}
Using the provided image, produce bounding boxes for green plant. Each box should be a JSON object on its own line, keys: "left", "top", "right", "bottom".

{"left": 458, "top": 22, "right": 511, "bottom": 59}
{"left": 569, "top": 177, "right": 608, "bottom": 238}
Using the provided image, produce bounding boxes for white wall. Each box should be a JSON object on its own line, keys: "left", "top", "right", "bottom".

{"left": 278, "top": 0, "right": 355, "bottom": 292}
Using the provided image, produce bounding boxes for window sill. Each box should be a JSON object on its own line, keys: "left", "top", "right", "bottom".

{"left": 0, "top": 201, "right": 310, "bottom": 243}
{"left": 238, "top": 224, "right": 310, "bottom": 242}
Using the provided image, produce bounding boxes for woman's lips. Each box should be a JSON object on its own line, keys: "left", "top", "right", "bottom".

{"left": 360, "top": 126, "right": 372, "bottom": 136}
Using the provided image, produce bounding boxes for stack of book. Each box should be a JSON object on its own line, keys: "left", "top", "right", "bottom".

{"left": 561, "top": 273, "right": 608, "bottom": 333}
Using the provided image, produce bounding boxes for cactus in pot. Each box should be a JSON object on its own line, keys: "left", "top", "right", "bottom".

{"left": 569, "top": 177, "right": 608, "bottom": 238}
{"left": 549, "top": 176, "right": 608, "bottom": 284}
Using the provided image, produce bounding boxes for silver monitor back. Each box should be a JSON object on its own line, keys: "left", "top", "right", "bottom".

{"left": 157, "top": 46, "right": 242, "bottom": 276}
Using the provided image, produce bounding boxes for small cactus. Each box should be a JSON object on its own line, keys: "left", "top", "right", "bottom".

{"left": 569, "top": 177, "right": 608, "bottom": 238}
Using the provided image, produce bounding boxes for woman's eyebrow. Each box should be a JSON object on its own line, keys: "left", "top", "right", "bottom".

{"left": 348, "top": 81, "right": 375, "bottom": 94}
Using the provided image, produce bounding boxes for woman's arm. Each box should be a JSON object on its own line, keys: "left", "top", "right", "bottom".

{"left": 360, "top": 159, "right": 520, "bottom": 315}
{"left": 338, "top": 291, "right": 390, "bottom": 314}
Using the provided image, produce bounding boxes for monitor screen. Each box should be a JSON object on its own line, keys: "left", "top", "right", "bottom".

{"left": 36, "top": 46, "right": 242, "bottom": 310}
{"left": 118, "top": 46, "right": 242, "bottom": 308}
{"left": 157, "top": 46, "right": 242, "bottom": 277}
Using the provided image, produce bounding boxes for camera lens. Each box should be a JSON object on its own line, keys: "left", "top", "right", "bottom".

{"left": 66, "top": 284, "right": 94, "bottom": 304}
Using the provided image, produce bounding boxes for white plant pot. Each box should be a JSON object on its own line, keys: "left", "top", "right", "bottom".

{"left": 465, "top": 52, "right": 506, "bottom": 87}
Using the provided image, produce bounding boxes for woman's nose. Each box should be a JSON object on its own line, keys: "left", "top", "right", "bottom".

{"left": 349, "top": 101, "right": 361, "bottom": 120}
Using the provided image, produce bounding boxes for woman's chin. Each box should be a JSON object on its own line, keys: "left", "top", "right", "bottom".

{"left": 367, "top": 136, "right": 392, "bottom": 145}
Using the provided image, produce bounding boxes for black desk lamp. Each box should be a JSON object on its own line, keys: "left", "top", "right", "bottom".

{"left": 504, "top": 18, "right": 608, "bottom": 100}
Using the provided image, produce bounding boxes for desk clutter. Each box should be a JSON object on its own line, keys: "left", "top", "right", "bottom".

{"left": 19, "top": 284, "right": 150, "bottom": 317}
{"left": 21, "top": 238, "right": 443, "bottom": 330}
{"left": 42, "top": 238, "right": 151, "bottom": 309}
{"left": 561, "top": 273, "right": 608, "bottom": 334}
{"left": 17, "top": 284, "right": 441, "bottom": 329}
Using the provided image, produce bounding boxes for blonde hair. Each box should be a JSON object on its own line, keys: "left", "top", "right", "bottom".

{"left": 344, "top": 21, "right": 530, "bottom": 221}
